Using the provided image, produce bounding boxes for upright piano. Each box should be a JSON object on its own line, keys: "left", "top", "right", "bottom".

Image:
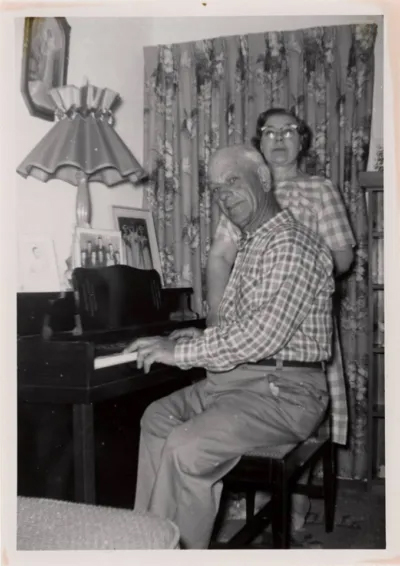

{"left": 18, "top": 265, "right": 206, "bottom": 506}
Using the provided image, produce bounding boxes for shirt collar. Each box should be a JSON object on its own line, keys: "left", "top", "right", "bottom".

{"left": 237, "top": 210, "right": 293, "bottom": 250}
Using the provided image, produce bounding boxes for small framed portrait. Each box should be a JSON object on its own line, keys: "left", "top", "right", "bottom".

{"left": 21, "top": 17, "right": 71, "bottom": 121}
{"left": 73, "top": 227, "right": 123, "bottom": 269}
{"left": 18, "top": 235, "right": 60, "bottom": 291}
{"left": 112, "top": 206, "right": 163, "bottom": 284}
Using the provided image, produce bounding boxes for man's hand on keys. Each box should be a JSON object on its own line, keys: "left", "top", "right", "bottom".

{"left": 168, "top": 327, "right": 204, "bottom": 342}
{"left": 123, "top": 336, "right": 176, "bottom": 374}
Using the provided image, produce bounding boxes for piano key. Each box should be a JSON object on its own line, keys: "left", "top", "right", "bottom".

{"left": 94, "top": 351, "right": 138, "bottom": 370}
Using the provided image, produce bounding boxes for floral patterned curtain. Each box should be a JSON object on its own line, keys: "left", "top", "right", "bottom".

{"left": 143, "top": 24, "right": 377, "bottom": 479}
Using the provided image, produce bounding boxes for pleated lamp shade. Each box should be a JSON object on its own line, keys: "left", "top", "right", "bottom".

{"left": 17, "top": 83, "right": 147, "bottom": 227}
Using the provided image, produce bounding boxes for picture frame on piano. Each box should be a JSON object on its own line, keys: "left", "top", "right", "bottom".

{"left": 73, "top": 227, "right": 124, "bottom": 269}
{"left": 18, "top": 234, "right": 61, "bottom": 292}
{"left": 112, "top": 206, "right": 164, "bottom": 285}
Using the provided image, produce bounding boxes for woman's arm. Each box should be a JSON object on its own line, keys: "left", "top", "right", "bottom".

{"left": 206, "top": 234, "right": 238, "bottom": 325}
{"left": 332, "top": 246, "right": 354, "bottom": 276}
{"left": 318, "top": 179, "right": 356, "bottom": 277}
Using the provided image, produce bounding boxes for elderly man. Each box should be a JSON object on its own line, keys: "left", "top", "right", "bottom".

{"left": 124, "top": 145, "right": 334, "bottom": 549}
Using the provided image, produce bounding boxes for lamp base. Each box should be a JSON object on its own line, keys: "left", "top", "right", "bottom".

{"left": 63, "top": 173, "right": 92, "bottom": 292}
{"left": 75, "top": 171, "right": 92, "bottom": 228}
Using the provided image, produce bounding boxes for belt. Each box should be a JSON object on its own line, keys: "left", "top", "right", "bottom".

{"left": 252, "top": 359, "right": 324, "bottom": 370}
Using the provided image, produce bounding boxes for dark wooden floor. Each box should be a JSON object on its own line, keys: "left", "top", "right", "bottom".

{"left": 215, "top": 480, "right": 386, "bottom": 549}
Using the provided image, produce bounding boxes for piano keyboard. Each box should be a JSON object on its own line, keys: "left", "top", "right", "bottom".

{"left": 94, "top": 351, "right": 138, "bottom": 370}
{"left": 94, "top": 341, "right": 131, "bottom": 356}
{"left": 94, "top": 332, "right": 171, "bottom": 358}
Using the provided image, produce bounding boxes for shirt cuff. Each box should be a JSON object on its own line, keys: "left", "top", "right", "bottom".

{"left": 174, "top": 335, "right": 213, "bottom": 370}
{"left": 174, "top": 341, "right": 196, "bottom": 370}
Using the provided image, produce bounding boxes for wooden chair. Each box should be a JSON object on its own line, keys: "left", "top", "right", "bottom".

{"left": 210, "top": 428, "right": 336, "bottom": 549}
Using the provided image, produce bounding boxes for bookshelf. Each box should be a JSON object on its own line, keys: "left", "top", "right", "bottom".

{"left": 359, "top": 171, "right": 384, "bottom": 488}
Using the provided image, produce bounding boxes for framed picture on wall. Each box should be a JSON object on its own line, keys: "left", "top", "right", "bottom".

{"left": 21, "top": 17, "right": 71, "bottom": 121}
{"left": 112, "top": 206, "right": 163, "bottom": 285}
{"left": 18, "top": 235, "right": 60, "bottom": 291}
{"left": 73, "top": 227, "right": 123, "bottom": 269}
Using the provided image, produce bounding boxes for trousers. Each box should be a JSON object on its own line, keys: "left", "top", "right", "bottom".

{"left": 134, "top": 363, "right": 329, "bottom": 549}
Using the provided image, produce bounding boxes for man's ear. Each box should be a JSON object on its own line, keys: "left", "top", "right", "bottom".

{"left": 257, "top": 164, "right": 272, "bottom": 192}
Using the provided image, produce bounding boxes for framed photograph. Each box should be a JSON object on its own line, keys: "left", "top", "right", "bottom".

{"left": 73, "top": 227, "right": 123, "bottom": 269}
{"left": 112, "top": 206, "right": 163, "bottom": 284}
{"left": 18, "top": 235, "right": 60, "bottom": 292}
{"left": 21, "top": 17, "right": 71, "bottom": 121}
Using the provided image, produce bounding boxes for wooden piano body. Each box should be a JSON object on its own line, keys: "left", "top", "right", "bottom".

{"left": 17, "top": 266, "right": 205, "bottom": 507}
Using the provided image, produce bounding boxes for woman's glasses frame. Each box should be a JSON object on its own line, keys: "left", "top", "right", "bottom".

{"left": 260, "top": 124, "right": 299, "bottom": 140}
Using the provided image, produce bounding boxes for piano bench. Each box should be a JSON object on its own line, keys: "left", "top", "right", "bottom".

{"left": 17, "top": 497, "right": 181, "bottom": 550}
{"left": 210, "top": 433, "right": 336, "bottom": 549}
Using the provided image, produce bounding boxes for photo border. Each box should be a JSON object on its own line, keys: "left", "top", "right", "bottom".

{"left": 17, "top": 234, "right": 60, "bottom": 292}
{"left": 73, "top": 226, "right": 124, "bottom": 269}
{"left": 21, "top": 17, "right": 71, "bottom": 122}
{"left": 112, "top": 205, "right": 164, "bottom": 285}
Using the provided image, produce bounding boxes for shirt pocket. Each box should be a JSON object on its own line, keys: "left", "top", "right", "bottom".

{"left": 266, "top": 373, "right": 328, "bottom": 411}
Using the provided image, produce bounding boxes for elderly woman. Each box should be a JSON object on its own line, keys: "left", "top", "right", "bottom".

{"left": 206, "top": 108, "right": 355, "bottom": 532}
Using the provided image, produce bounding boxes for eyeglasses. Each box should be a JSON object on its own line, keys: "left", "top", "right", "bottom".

{"left": 260, "top": 124, "right": 299, "bottom": 140}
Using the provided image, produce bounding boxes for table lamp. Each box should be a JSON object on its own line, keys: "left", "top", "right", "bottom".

{"left": 17, "top": 82, "right": 147, "bottom": 229}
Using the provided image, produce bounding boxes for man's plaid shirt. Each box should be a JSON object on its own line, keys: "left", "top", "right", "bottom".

{"left": 175, "top": 209, "right": 335, "bottom": 389}
{"left": 211, "top": 176, "right": 355, "bottom": 445}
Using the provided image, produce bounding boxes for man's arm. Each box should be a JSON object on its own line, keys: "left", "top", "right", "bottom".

{"left": 175, "top": 233, "right": 334, "bottom": 372}
{"left": 206, "top": 234, "right": 237, "bottom": 325}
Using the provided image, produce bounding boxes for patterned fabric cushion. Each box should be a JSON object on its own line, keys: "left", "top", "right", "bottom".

{"left": 17, "top": 497, "right": 180, "bottom": 550}
{"left": 244, "top": 442, "right": 298, "bottom": 459}
{"left": 244, "top": 435, "right": 325, "bottom": 459}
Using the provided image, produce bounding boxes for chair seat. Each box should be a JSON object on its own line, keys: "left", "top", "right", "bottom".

{"left": 244, "top": 442, "right": 297, "bottom": 459}
{"left": 17, "top": 497, "right": 180, "bottom": 550}
{"left": 225, "top": 434, "right": 330, "bottom": 488}
{"left": 244, "top": 431, "right": 327, "bottom": 459}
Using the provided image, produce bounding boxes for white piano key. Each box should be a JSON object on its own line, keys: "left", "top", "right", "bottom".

{"left": 94, "top": 351, "right": 138, "bottom": 370}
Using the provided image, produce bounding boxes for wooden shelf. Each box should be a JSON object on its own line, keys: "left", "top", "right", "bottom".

{"left": 373, "top": 346, "right": 384, "bottom": 354}
{"left": 359, "top": 171, "right": 383, "bottom": 188}
{"left": 373, "top": 404, "right": 385, "bottom": 418}
{"left": 370, "top": 477, "right": 385, "bottom": 486}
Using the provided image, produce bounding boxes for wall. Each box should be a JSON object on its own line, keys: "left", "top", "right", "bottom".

{"left": 15, "top": 15, "right": 383, "bottom": 289}
{"left": 15, "top": 17, "right": 154, "bottom": 283}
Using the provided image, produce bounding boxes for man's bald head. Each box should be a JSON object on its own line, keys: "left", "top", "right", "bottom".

{"left": 209, "top": 145, "right": 274, "bottom": 197}
{"left": 209, "top": 145, "right": 270, "bottom": 185}
{"left": 208, "top": 144, "right": 279, "bottom": 233}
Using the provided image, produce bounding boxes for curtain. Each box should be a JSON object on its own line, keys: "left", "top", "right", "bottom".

{"left": 143, "top": 24, "right": 377, "bottom": 479}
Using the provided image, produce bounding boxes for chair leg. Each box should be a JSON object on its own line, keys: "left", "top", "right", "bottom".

{"left": 271, "top": 477, "right": 290, "bottom": 549}
{"left": 322, "top": 441, "right": 336, "bottom": 533}
{"left": 245, "top": 489, "right": 255, "bottom": 520}
{"left": 209, "top": 487, "right": 229, "bottom": 544}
